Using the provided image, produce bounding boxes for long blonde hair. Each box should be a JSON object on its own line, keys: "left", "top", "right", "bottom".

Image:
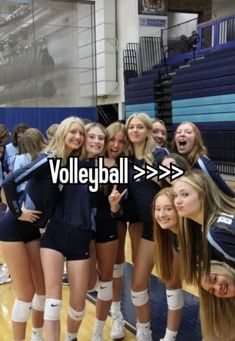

{"left": 19, "top": 128, "right": 47, "bottom": 160}
{"left": 171, "top": 122, "right": 208, "bottom": 167}
{"left": 176, "top": 170, "right": 235, "bottom": 284}
{"left": 125, "top": 113, "right": 155, "bottom": 164}
{"left": 105, "top": 121, "right": 127, "bottom": 156}
{"left": 153, "top": 187, "right": 179, "bottom": 282}
{"left": 80, "top": 122, "right": 106, "bottom": 159}
{"left": 199, "top": 285, "right": 235, "bottom": 341}
{"left": 45, "top": 116, "right": 85, "bottom": 165}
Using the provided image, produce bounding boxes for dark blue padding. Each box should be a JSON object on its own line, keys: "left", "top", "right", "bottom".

{"left": 121, "top": 263, "right": 201, "bottom": 341}
{"left": 173, "top": 121, "right": 235, "bottom": 131}
{"left": 0, "top": 107, "right": 97, "bottom": 134}
{"left": 173, "top": 65, "right": 235, "bottom": 84}
{"left": 125, "top": 79, "right": 158, "bottom": 91}
{"left": 205, "top": 47, "right": 235, "bottom": 59}
{"left": 177, "top": 56, "right": 235, "bottom": 75}
{"left": 172, "top": 74, "right": 235, "bottom": 92}
{"left": 128, "top": 72, "right": 160, "bottom": 84}
{"left": 172, "top": 85, "right": 235, "bottom": 100}
{"left": 126, "top": 96, "right": 157, "bottom": 105}
{"left": 125, "top": 88, "right": 155, "bottom": 100}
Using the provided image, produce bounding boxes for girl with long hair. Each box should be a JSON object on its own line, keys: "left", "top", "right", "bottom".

{"left": 91, "top": 121, "right": 127, "bottom": 341}
{"left": 1, "top": 116, "right": 85, "bottom": 341}
{"left": 171, "top": 121, "right": 234, "bottom": 197}
{"left": 125, "top": 112, "right": 168, "bottom": 341}
{"left": 173, "top": 169, "right": 235, "bottom": 341}
{"left": 153, "top": 187, "right": 184, "bottom": 341}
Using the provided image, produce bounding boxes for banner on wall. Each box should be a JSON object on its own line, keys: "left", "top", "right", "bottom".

{"left": 138, "top": 0, "right": 167, "bottom": 15}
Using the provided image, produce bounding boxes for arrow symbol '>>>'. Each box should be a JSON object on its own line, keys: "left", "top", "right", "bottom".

{"left": 145, "top": 164, "right": 158, "bottom": 180}
{"left": 158, "top": 164, "right": 171, "bottom": 180}
{"left": 133, "top": 164, "right": 146, "bottom": 181}
{"left": 170, "top": 164, "right": 185, "bottom": 181}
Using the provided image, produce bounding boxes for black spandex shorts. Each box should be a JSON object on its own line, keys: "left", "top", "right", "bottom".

{"left": 0, "top": 211, "right": 41, "bottom": 243}
{"left": 95, "top": 218, "right": 118, "bottom": 243}
{"left": 141, "top": 221, "right": 154, "bottom": 241}
{"left": 41, "top": 219, "right": 92, "bottom": 261}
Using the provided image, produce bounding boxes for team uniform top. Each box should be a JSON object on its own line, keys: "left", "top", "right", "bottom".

{"left": 5, "top": 142, "right": 19, "bottom": 172}
{"left": 2, "top": 152, "right": 62, "bottom": 228}
{"left": 194, "top": 155, "right": 235, "bottom": 197}
{"left": 49, "top": 181, "right": 95, "bottom": 230}
{"left": 152, "top": 147, "right": 169, "bottom": 164}
{"left": 207, "top": 213, "right": 235, "bottom": 269}
{"left": 128, "top": 156, "right": 161, "bottom": 224}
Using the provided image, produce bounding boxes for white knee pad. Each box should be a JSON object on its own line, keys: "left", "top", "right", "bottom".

{"left": 97, "top": 280, "right": 113, "bottom": 301}
{"left": 11, "top": 298, "right": 32, "bottom": 322}
{"left": 166, "top": 289, "right": 184, "bottom": 310}
{"left": 44, "top": 298, "right": 62, "bottom": 321}
{"left": 32, "top": 293, "right": 45, "bottom": 312}
{"left": 131, "top": 289, "right": 149, "bottom": 307}
{"left": 113, "top": 263, "right": 125, "bottom": 278}
{"left": 68, "top": 305, "right": 85, "bottom": 321}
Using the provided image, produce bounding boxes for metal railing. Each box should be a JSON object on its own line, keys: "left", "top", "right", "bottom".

{"left": 202, "top": 131, "right": 235, "bottom": 175}
{"left": 161, "top": 17, "right": 198, "bottom": 61}
{"left": 197, "top": 14, "right": 235, "bottom": 54}
{"left": 123, "top": 36, "right": 161, "bottom": 83}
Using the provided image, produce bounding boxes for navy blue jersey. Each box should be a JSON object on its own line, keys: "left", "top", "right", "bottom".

{"left": 194, "top": 155, "right": 235, "bottom": 197}
{"left": 128, "top": 157, "right": 161, "bottom": 223}
{"left": 207, "top": 213, "right": 235, "bottom": 269}
{"left": 152, "top": 147, "right": 169, "bottom": 164}
{"left": 49, "top": 182, "right": 94, "bottom": 230}
{"left": 2, "top": 153, "right": 62, "bottom": 228}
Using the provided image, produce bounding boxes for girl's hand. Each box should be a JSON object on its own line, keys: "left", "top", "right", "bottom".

{"left": 18, "top": 203, "right": 42, "bottom": 223}
{"left": 109, "top": 185, "right": 127, "bottom": 213}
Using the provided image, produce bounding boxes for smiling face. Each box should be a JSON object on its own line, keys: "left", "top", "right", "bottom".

{"left": 154, "top": 194, "right": 178, "bottom": 231}
{"left": 127, "top": 117, "right": 149, "bottom": 145}
{"left": 106, "top": 130, "right": 125, "bottom": 159}
{"left": 85, "top": 126, "right": 105, "bottom": 158}
{"left": 64, "top": 122, "right": 85, "bottom": 154}
{"left": 173, "top": 180, "right": 202, "bottom": 222}
{"left": 201, "top": 271, "right": 235, "bottom": 298}
{"left": 174, "top": 123, "right": 196, "bottom": 155}
{"left": 152, "top": 121, "right": 167, "bottom": 147}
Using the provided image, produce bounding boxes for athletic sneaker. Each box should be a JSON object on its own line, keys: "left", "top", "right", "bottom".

{"left": 136, "top": 327, "right": 152, "bottom": 341}
{"left": 110, "top": 311, "right": 125, "bottom": 339}
{"left": 0, "top": 263, "right": 12, "bottom": 285}
{"left": 91, "top": 331, "right": 104, "bottom": 341}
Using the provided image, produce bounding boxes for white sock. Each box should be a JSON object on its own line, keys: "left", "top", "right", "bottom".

{"left": 137, "top": 321, "right": 150, "bottom": 329}
{"left": 65, "top": 332, "right": 77, "bottom": 341}
{"left": 110, "top": 301, "right": 121, "bottom": 313}
{"left": 31, "top": 327, "right": 43, "bottom": 337}
{"left": 163, "top": 328, "right": 178, "bottom": 341}
{"left": 93, "top": 319, "right": 105, "bottom": 335}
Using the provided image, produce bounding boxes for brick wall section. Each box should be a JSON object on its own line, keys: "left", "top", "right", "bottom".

{"left": 168, "top": 0, "right": 212, "bottom": 22}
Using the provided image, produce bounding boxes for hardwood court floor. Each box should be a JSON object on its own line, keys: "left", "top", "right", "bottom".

{"left": 0, "top": 277, "right": 136, "bottom": 341}
{"left": 0, "top": 228, "right": 199, "bottom": 341}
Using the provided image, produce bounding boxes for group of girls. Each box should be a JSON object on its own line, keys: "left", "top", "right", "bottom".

{"left": 0, "top": 114, "right": 234, "bottom": 341}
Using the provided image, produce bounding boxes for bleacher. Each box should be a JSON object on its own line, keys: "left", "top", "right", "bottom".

{"left": 123, "top": 14, "right": 235, "bottom": 175}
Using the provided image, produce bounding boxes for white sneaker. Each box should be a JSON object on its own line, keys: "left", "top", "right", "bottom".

{"left": 91, "top": 331, "right": 104, "bottom": 341}
{"left": 110, "top": 311, "right": 125, "bottom": 339}
{"left": 30, "top": 334, "right": 44, "bottom": 341}
{"left": 0, "top": 264, "right": 12, "bottom": 285}
{"left": 136, "top": 327, "right": 152, "bottom": 341}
